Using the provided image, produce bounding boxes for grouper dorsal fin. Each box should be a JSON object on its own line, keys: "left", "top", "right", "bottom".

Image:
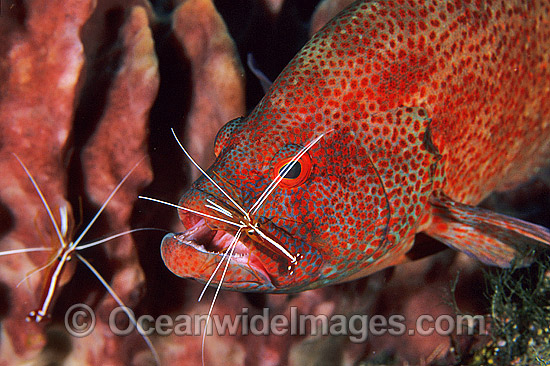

{"left": 424, "top": 193, "right": 550, "bottom": 267}
{"left": 247, "top": 53, "right": 273, "bottom": 93}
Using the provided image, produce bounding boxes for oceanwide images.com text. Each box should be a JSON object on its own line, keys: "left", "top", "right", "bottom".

{"left": 65, "top": 304, "right": 488, "bottom": 342}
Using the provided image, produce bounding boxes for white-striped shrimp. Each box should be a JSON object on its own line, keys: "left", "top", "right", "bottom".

{"left": 1, "top": 154, "right": 163, "bottom": 365}
{"left": 140, "top": 128, "right": 329, "bottom": 365}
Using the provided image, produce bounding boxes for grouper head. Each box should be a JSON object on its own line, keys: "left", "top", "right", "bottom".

{"left": 160, "top": 102, "right": 441, "bottom": 293}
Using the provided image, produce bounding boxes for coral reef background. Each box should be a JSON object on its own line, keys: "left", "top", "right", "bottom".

{"left": 0, "top": 0, "right": 549, "bottom": 365}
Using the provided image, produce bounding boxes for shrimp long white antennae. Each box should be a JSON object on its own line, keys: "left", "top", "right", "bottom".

{"left": 76, "top": 228, "right": 166, "bottom": 250}
{"left": 13, "top": 154, "right": 68, "bottom": 248}
{"left": 148, "top": 130, "right": 302, "bottom": 261}
{"left": 197, "top": 233, "right": 239, "bottom": 302}
{"left": 170, "top": 128, "right": 250, "bottom": 221}
{"left": 138, "top": 196, "right": 243, "bottom": 301}
{"left": 70, "top": 157, "right": 145, "bottom": 251}
{"left": 77, "top": 253, "right": 161, "bottom": 366}
{"left": 0, "top": 247, "right": 52, "bottom": 256}
{"left": 205, "top": 199, "right": 233, "bottom": 218}
{"left": 138, "top": 196, "right": 245, "bottom": 230}
{"left": 201, "top": 228, "right": 242, "bottom": 366}
{"left": 137, "top": 195, "right": 253, "bottom": 295}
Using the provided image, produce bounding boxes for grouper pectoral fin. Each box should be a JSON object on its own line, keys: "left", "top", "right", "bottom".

{"left": 423, "top": 193, "right": 550, "bottom": 267}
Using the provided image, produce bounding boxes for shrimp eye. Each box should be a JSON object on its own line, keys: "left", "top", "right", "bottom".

{"left": 272, "top": 154, "right": 312, "bottom": 189}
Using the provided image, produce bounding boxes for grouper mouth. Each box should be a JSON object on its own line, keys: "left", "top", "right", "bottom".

{"left": 155, "top": 175, "right": 324, "bottom": 292}
{"left": 160, "top": 211, "right": 275, "bottom": 288}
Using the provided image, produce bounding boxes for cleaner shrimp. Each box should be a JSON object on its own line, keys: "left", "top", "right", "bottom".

{"left": 140, "top": 128, "right": 329, "bottom": 365}
{"left": 0, "top": 154, "right": 163, "bottom": 365}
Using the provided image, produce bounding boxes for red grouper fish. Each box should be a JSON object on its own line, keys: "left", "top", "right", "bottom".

{"left": 161, "top": 0, "right": 550, "bottom": 293}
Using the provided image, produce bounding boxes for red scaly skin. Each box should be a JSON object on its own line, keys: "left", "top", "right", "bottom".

{"left": 161, "top": 0, "right": 550, "bottom": 292}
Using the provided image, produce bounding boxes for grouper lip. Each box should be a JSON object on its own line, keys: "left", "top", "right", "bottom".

{"left": 170, "top": 214, "right": 272, "bottom": 281}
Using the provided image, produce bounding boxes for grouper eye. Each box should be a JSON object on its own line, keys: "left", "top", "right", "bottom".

{"left": 279, "top": 161, "right": 301, "bottom": 179}
{"left": 272, "top": 154, "right": 312, "bottom": 189}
